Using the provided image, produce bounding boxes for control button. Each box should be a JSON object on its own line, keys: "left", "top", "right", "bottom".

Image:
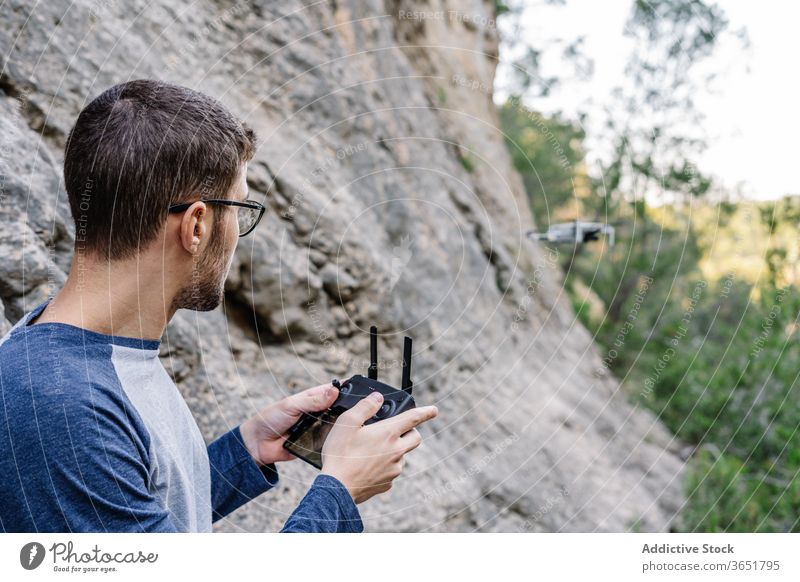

{"left": 375, "top": 400, "right": 395, "bottom": 419}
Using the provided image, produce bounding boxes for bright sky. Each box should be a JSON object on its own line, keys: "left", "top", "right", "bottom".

{"left": 497, "top": 0, "right": 800, "bottom": 200}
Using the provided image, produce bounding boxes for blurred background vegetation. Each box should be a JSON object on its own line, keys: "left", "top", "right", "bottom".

{"left": 496, "top": 0, "right": 799, "bottom": 531}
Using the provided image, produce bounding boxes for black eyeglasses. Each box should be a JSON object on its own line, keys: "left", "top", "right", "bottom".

{"left": 168, "top": 199, "right": 266, "bottom": 236}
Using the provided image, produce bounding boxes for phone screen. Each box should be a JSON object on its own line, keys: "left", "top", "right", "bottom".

{"left": 283, "top": 409, "right": 342, "bottom": 469}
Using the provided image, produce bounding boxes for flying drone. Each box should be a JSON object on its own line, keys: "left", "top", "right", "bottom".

{"left": 527, "top": 220, "right": 615, "bottom": 247}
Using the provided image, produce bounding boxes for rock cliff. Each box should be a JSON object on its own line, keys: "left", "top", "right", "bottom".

{"left": 0, "top": 0, "right": 684, "bottom": 531}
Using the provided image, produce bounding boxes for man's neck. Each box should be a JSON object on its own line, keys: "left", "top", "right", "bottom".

{"left": 32, "top": 251, "right": 177, "bottom": 341}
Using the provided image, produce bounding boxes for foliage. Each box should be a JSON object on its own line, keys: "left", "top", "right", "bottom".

{"left": 567, "top": 201, "right": 800, "bottom": 532}
{"left": 497, "top": 0, "right": 794, "bottom": 532}
{"left": 598, "top": 0, "right": 731, "bottom": 205}
{"left": 499, "top": 100, "right": 589, "bottom": 223}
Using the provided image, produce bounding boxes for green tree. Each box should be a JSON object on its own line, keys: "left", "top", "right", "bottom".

{"left": 499, "top": 101, "right": 590, "bottom": 224}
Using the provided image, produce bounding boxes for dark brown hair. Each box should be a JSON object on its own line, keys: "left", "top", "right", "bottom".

{"left": 64, "top": 79, "right": 257, "bottom": 260}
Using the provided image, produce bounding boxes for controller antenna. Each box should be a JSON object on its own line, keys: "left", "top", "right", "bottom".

{"left": 368, "top": 325, "right": 378, "bottom": 380}
{"left": 401, "top": 336, "right": 413, "bottom": 394}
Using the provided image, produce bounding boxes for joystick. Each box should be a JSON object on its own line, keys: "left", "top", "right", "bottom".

{"left": 283, "top": 325, "right": 417, "bottom": 469}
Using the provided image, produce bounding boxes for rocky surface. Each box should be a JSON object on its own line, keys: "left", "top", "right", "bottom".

{"left": 0, "top": 0, "right": 684, "bottom": 531}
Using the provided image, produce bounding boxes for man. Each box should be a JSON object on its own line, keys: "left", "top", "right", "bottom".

{"left": 0, "top": 80, "right": 438, "bottom": 533}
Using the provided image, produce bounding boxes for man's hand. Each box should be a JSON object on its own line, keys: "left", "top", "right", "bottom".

{"left": 320, "top": 392, "right": 438, "bottom": 504}
{"left": 239, "top": 383, "right": 340, "bottom": 466}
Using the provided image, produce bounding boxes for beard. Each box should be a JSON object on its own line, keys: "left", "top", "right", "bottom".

{"left": 172, "top": 222, "right": 234, "bottom": 312}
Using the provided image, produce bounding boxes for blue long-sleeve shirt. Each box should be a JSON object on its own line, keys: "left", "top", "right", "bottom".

{"left": 0, "top": 299, "right": 362, "bottom": 533}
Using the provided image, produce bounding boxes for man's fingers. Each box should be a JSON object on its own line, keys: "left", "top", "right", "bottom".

{"left": 285, "top": 383, "right": 339, "bottom": 414}
{"left": 339, "top": 392, "right": 384, "bottom": 427}
{"left": 272, "top": 441, "right": 297, "bottom": 462}
{"left": 389, "top": 405, "right": 438, "bottom": 435}
{"left": 398, "top": 428, "right": 423, "bottom": 453}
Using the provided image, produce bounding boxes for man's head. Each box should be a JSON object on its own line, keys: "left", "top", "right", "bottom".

{"left": 63, "top": 79, "right": 257, "bottom": 312}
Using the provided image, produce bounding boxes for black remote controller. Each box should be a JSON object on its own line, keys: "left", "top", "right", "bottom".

{"left": 283, "top": 326, "right": 416, "bottom": 469}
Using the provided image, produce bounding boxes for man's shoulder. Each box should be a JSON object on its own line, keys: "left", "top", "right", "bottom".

{"left": 0, "top": 318, "right": 152, "bottom": 455}
{"left": 0, "top": 318, "right": 118, "bottom": 388}
{"left": 0, "top": 310, "right": 131, "bottom": 427}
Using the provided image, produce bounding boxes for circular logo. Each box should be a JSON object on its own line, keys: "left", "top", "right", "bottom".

{"left": 20, "top": 542, "right": 46, "bottom": 570}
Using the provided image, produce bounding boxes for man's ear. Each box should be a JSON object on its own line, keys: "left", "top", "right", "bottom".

{"left": 178, "top": 201, "right": 208, "bottom": 255}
